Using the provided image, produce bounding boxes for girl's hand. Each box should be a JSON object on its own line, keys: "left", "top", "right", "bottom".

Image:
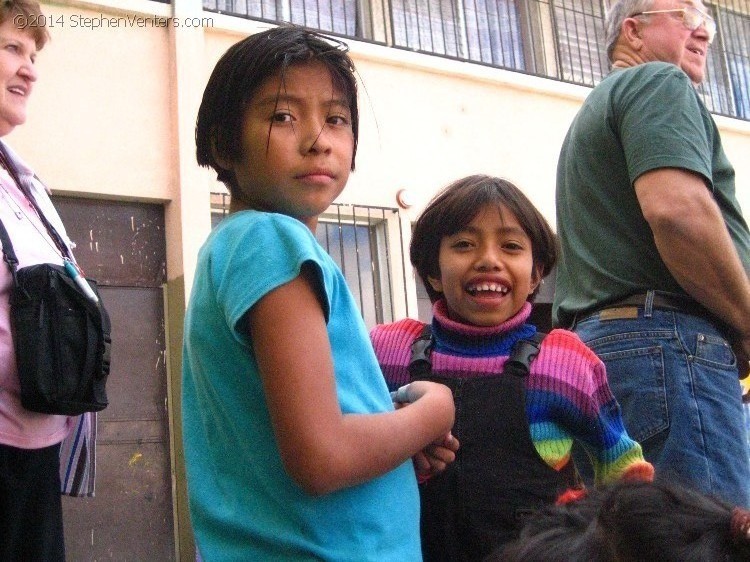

{"left": 414, "top": 433, "right": 460, "bottom": 479}
{"left": 733, "top": 335, "right": 750, "bottom": 379}
{"left": 391, "top": 381, "right": 453, "bottom": 405}
{"left": 391, "top": 382, "right": 458, "bottom": 478}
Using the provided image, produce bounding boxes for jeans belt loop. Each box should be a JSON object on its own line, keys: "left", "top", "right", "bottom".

{"left": 644, "top": 290, "right": 655, "bottom": 318}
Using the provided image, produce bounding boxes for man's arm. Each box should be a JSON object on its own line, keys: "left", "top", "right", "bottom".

{"left": 635, "top": 167, "right": 750, "bottom": 363}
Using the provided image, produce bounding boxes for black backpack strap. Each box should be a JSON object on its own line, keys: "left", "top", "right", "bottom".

{"left": 408, "top": 324, "right": 433, "bottom": 380}
{"left": 505, "top": 332, "right": 547, "bottom": 378}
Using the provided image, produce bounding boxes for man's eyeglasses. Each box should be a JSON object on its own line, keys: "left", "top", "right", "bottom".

{"left": 631, "top": 6, "right": 716, "bottom": 44}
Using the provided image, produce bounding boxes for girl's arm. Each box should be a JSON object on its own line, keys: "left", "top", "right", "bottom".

{"left": 246, "top": 266, "right": 455, "bottom": 496}
{"left": 565, "top": 359, "right": 654, "bottom": 484}
{"left": 534, "top": 331, "right": 653, "bottom": 485}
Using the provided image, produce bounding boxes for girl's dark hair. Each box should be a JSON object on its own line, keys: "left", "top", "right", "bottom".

{"left": 195, "top": 25, "right": 359, "bottom": 192}
{"left": 410, "top": 174, "right": 557, "bottom": 303}
{"left": 493, "top": 481, "right": 750, "bottom": 562}
{"left": 598, "top": 481, "right": 744, "bottom": 562}
{"left": 492, "top": 494, "right": 615, "bottom": 562}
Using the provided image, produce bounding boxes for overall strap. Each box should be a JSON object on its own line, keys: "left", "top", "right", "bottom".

{"left": 504, "top": 332, "right": 546, "bottom": 378}
{"left": 408, "top": 325, "right": 434, "bottom": 379}
{"left": 408, "top": 325, "right": 546, "bottom": 379}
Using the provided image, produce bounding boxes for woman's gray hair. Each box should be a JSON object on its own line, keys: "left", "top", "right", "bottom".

{"left": 604, "top": 0, "right": 654, "bottom": 62}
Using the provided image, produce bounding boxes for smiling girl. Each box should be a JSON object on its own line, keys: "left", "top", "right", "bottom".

{"left": 370, "top": 175, "right": 653, "bottom": 560}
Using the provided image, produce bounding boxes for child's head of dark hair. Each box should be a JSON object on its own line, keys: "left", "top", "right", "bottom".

{"left": 491, "top": 493, "right": 615, "bottom": 562}
{"left": 492, "top": 480, "right": 750, "bottom": 562}
{"left": 410, "top": 174, "right": 557, "bottom": 303}
{"left": 597, "top": 480, "right": 744, "bottom": 562}
{"left": 195, "top": 25, "right": 359, "bottom": 194}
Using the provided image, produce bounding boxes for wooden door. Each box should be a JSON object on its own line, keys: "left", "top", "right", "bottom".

{"left": 52, "top": 197, "right": 174, "bottom": 561}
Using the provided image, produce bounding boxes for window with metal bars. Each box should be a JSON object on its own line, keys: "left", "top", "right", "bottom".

{"left": 210, "top": 194, "right": 411, "bottom": 328}
{"left": 699, "top": 2, "right": 750, "bottom": 119}
{"left": 722, "top": 7, "right": 750, "bottom": 119}
{"left": 550, "top": 0, "right": 608, "bottom": 85}
{"left": 203, "top": 0, "right": 750, "bottom": 122}
{"left": 390, "top": 0, "right": 526, "bottom": 68}
{"left": 206, "top": 0, "right": 361, "bottom": 36}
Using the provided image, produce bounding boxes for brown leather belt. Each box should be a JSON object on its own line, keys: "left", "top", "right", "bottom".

{"left": 581, "top": 291, "right": 721, "bottom": 327}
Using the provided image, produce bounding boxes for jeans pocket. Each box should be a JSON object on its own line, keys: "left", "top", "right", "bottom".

{"left": 593, "top": 345, "right": 669, "bottom": 443}
{"left": 692, "top": 333, "right": 735, "bottom": 370}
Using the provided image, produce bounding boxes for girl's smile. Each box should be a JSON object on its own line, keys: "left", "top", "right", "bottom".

{"left": 428, "top": 204, "right": 540, "bottom": 327}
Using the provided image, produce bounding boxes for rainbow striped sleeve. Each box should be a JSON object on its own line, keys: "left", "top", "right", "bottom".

{"left": 528, "top": 329, "right": 653, "bottom": 484}
{"left": 370, "top": 319, "right": 425, "bottom": 392}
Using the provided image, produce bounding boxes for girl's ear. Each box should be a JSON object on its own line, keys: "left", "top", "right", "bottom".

{"left": 210, "top": 132, "right": 233, "bottom": 171}
{"left": 529, "top": 265, "right": 543, "bottom": 296}
{"left": 427, "top": 275, "right": 443, "bottom": 294}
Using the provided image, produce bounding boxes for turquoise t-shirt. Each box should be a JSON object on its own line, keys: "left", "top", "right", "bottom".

{"left": 182, "top": 211, "right": 420, "bottom": 561}
{"left": 553, "top": 62, "right": 750, "bottom": 327}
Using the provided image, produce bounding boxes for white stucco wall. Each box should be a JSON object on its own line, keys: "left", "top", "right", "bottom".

{"left": 8, "top": 2, "right": 174, "bottom": 200}
{"left": 6, "top": 2, "right": 750, "bottom": 282}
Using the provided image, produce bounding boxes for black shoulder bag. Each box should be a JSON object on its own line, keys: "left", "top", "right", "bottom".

{"left": 0, "top": 147, "right": 111, "bottom": 415}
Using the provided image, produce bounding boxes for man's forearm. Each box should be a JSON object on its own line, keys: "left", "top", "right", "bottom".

{"left": 636, "top": 169, "right": 750, "bottom": 338}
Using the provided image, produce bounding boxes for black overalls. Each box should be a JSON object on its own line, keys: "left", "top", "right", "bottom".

{"left": 409, "top": 328, "right": 579, "bottom": 561}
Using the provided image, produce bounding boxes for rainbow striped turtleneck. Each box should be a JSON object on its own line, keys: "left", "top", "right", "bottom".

{"left": 370, "top": 300, "right": 654, "bottom": 484}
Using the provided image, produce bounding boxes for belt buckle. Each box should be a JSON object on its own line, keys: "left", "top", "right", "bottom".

{"left": 599, "top": 306, "right": 639, "bottom": 320}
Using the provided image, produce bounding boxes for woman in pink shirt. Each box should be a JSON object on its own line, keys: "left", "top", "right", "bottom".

{"left": 0, "top": 3, "right": 86, "bottom": 560}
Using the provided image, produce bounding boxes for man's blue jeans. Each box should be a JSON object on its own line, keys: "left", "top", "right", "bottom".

{"left": 572, "top": 298, "right": 750, "bottom": 507}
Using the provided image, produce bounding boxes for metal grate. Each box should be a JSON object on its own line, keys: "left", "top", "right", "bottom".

{"left": 698, "top": 0, "right": 750, "bottom": 120}
{"left": 204, "top": 0, "right": 374, "bottom": 40}
{"left": 550, "top": 0, "right": 609, "bottom": 85}
{"left": 210, "top": 197, "right": 410, "bottom": 328}
{"left": 203, "top": 0, "right": 750, "bottom": 122}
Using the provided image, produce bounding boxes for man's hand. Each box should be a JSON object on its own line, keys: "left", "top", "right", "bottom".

{"left": 732, "top": 336, "right": 750, "bottom": 380}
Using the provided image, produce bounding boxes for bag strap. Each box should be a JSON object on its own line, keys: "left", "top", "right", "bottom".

{"left": 0, "top": 144, "right": 88, "bottom": 297}
{"left": 408, "top": 324, "right": 546, "bottom": 379}
{"left": 0, "top": 215, "right": 19, "bottom": 285}
{"left": 0, "top": 142, "right": 71, "bottom": 261}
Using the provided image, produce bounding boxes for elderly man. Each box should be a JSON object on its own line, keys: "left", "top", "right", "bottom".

{"left": 553, "top": 0, "right": 750, "bottom": 506}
